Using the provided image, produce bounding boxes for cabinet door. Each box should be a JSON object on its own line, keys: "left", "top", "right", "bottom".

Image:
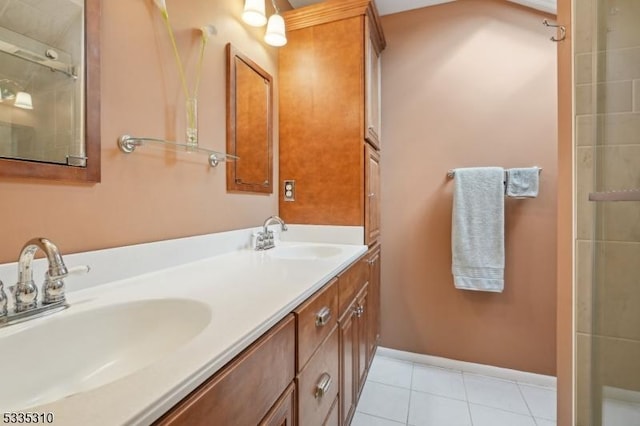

{"left": 339, "top": 302, "right": 358, "bottom": 426}
{"left": 365, "top": 145, "right": 381, "bottom": 245}
{"left": 356, "top": 287, "right": 369, "bottom": 395}
{"left": 260, "top": 383, "right": 296, "bottom": 426}
{"left": 366, "top": 244, "right": 381, "bottom": 367}
{"left": 365, "top": 17, "right": 382, "bottom": 150}
{"left": 323, "top": 395, "right": 339, "bottom": 426}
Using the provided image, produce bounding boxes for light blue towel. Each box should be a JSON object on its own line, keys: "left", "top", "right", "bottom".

{"left": 451, "top": 167, "right": 505, "bottom": 293}
{"left": 506, "top": 167, "right": 539, "bottom": 198}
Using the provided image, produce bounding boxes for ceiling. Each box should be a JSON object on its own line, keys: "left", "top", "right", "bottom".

{"left": 287, "top": 0, "right": 556, "bottom": 15}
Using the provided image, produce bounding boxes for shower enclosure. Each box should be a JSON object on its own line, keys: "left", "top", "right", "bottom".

{"left": 575, "top": 0, "right": 640, "bottom": 425}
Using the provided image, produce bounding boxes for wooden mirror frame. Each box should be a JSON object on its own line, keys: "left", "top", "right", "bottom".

{"left": 226, "top": 43, "right": 273, "bottom": 194}
{"left": 0, "top": 0, "right": 101, "bottom": 183}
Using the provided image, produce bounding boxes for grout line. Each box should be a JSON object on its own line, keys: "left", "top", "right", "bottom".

{"left": 406, "top": 362, "right": 415, "bottom": 425}
{"left": 367, "top": 378, "right": 412, "bottom": 391}
{"left": 517, "top": 381, "right": 558, "bottom": 391}
{"left": 410, "top": 387, "right": 469, "bottom": 403}
{"left": 517, "top": 383, "right": 536, "bottom": 418}
{"left": 468, "top": 401, "right": 539, "bottom": 422}
{"left": 355, "top": 411, "right": 406, "bottom": 425}
{"left": 462, "top": 372, "right": 474, "bottom": 426}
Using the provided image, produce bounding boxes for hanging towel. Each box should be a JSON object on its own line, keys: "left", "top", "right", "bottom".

{"left": 505, "top": 167, "right": 539, "bottom": 198}
{"left": 451, "top": 167, "right": 505, "bottom": 293}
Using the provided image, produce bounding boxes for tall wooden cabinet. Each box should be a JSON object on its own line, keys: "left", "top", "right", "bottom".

{"left": 280, "top": 2, "right": 384, "bottom": 424}
{"left": 279, "top": 0, "right": 385, "bottom": 241}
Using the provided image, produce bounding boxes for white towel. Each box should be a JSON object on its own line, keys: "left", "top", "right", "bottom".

{"left": 506, "top": 167, "right": 539, "bottom": 198}
{"left": 451, "top": 167, "right": 505, "bottom": 292}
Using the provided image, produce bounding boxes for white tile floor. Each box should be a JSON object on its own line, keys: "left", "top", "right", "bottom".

{"left": 353, "top": 354, "right": 557, "bottom": 426}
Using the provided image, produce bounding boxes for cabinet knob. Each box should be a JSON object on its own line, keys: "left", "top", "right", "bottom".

{"left": 354, "top": 305, "right": 364, "bottom": 318}
{"left": 315, "top": 306, "right": 332, "bottom": 327}
{"left": 315, "top": 373, "right": 332, "bottom": 399}
{"left": 367, "top": 258, "right": 375, "bottom": 265}
{"left": 368, "top": 193, "right": 375, "bottom": 198}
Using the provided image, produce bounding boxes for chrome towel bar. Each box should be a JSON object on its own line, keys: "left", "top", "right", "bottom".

{"left": 447, "top": 167, "right": 542, "bottom": 179}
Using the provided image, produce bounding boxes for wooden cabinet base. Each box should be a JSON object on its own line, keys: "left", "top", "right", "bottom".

{"left": 155, "top": 315, "right": 295, "bottom": 426}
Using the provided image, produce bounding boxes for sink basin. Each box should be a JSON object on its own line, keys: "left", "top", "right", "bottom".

{"left": 0, "top": 298, "right": 211, "bottom": 410}
{"left": 268, "top": 244, "right": 343, "bottom": 260}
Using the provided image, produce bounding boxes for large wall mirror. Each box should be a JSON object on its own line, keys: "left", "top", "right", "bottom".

{"left": 0, "top": 0, "right": 100, "bottom": 182}
{"left": 226, "top": 43, "right": 272, "bottom": 194}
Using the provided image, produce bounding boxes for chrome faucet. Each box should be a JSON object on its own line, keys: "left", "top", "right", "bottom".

{"left": 0, "top": 237, "right": 89, "bottom": 327}
{"left": 15, "top": 238, "right": 68, "bottom": 311}
{"left": 255, "top": 216, "right": 288, "bottom": 250}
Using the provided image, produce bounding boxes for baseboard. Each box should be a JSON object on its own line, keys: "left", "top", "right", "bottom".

{"left": 604, "top": 386, "right": 640, "bottom": 405}
{"left": 376, "top": 347, "right": 556, "bottom": 389}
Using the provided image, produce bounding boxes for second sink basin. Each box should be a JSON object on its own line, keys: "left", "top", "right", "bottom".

{"left": 0, "top": 298, "right": 211, "bottom": 411}
{"left": 268, "top": 244, "right": 343, "bottom": 260}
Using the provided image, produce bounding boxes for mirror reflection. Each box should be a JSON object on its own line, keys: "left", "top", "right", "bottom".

{"left": 226, "top": 43, "right": 273, "bottom": 194}
{"left": 0, "top": 0, "right": 84, "bottom": 166}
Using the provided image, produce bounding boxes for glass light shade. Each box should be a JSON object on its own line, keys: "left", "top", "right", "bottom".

{"left": 264, "top": 13, "right": 287, "bottom": 47}
{"left": 14, "top": 91, "right": 33, "bottom": 110}
{"left": 242, "top": 0, "right": 267, "bottom": 27}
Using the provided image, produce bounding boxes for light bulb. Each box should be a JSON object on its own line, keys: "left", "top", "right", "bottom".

{"left": 14, "top": 91, "right": 33, "bottom": 110}
{"left": 242, "top": 0, "right": 267, "bottom": 27}
{"left": 264, "top": 13, "right": 287, "bottom": 47}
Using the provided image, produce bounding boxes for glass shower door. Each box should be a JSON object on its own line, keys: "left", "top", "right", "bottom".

{"left": 575, "top": 1, "right": 640, "bottom": 425}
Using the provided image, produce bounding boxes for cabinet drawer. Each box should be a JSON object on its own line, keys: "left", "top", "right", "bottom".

{"left": 156, "top": 315, "right": 295, "bottom": 426}
{"left": 338, "top": 257, "right": 368, "bottom": 317}
{"left": 294, "top": 278, "right": 338, "bottom": 371}
{"left": 297, "top": 325, "right": 339, "bottom": 426}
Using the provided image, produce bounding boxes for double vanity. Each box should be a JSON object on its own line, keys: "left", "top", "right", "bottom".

{"left": 0, "top": 225, "right": 380, "bottom": 426}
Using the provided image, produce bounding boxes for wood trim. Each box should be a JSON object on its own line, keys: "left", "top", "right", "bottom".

{"left": 259, "top": 382, "right": 296, "bottom": 425}
{"left": 225, "top": 43, "right": 274, "bottom": 194}
{"left": 283, "top": 0, "right": 386, "bottom": 50}
{"left": 0, "top": 0, "right": 101, "bottom": 183}
{"left": 556, "top": 0, "right": 573, "bottom": 424}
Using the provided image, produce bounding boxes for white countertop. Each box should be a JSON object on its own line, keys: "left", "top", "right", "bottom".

{"left": 0, "top": 231, "right": 367, "bottom": 425}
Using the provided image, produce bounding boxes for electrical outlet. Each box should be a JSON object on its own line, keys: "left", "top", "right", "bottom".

{"left": 283, "top": 180, "right": 295, "bottom": 202}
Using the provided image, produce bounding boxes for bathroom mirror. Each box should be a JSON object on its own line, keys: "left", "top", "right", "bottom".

{"left": 0, "top": 0, "right": 100, "bottom": 182}
{"left": 226, "top": 43, "right": 273, "bottom": 194}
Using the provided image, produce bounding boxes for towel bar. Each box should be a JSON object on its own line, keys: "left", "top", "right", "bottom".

{"left": 447, "top": 167, "right": 542, "bottom": 179}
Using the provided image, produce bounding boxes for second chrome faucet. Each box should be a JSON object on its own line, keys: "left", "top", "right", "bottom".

{"left": 254, "top": 216, "right": 288, "bottom": 250}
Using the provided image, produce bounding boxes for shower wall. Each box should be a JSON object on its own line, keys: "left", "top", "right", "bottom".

{"left": 575, "top": 0, "right": 640, "bottom": 424}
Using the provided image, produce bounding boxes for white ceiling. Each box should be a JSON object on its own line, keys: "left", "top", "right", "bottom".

{"left": 288, "top": 0, "right": 557, "bottom": 16}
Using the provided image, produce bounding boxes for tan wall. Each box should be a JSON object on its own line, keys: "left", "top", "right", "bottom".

{"left": 380, "top": 0, "right": 558, "bottom": 375}
{"left": 0, "top": 0, "right": 279, "bottom": 263}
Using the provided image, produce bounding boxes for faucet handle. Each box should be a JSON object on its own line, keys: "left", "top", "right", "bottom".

{"left": 0, "top": 280, "right": 7, "bottom": 317}
{"left": 42, "top": 265, "right": 90, "bottom": 305}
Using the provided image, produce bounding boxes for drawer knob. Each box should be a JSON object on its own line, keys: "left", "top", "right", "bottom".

{"left": 354, "top": 305, "right": 364, "bottom": 318}
{"left": 315, "top": 373, "right": 332, "bottom": 399}
{"left": 315, "top": 306, "right": 331, "bottom": 327}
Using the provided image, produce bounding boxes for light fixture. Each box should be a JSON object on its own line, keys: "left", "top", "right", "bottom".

{"left": 264, "top": 0, "right": 287, "bottom": 47}
{"left": 14, "top": 91, "right": 33, "bottom": 110}
{"left": 242, "top": 0, "right": 267, "bottom": 27}
{"left": 0, "top": 79, "right": 33, "bottom": 110}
